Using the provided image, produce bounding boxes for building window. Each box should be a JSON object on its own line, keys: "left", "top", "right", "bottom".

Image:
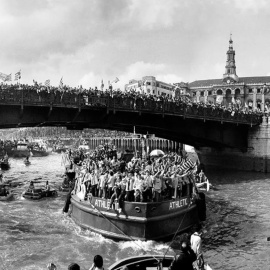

{"left": 147, "top": 82, "right": 151, "bottom": 86}
{"left": 193, "top": 92, "right": 196, "bottom": 97}
{"left": 156, "top": 82, "right": 159, "bottom": 87}
{"left": 249, "top": 89, "right": 252, "bottom": 93}
{"left": 208, "top": 91, "right": 212, "bottom": 95}
{"left": 200, "top": 91, "right": 204, "bottom": 96}
{"left": 158, "top": 91, "right": 160, "bottom": 95}
{"left": 257, "top": 88, "right": 260, "bottom": 94}
{"left": 153, "top": 90, "right": 155, "bottom": 94}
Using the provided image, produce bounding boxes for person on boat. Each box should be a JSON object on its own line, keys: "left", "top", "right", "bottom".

{"left": 169, "top": 241, "right": 197, "bottom": 270}
{"left": 89, "top": 255, "right": 104, "bottom": 270}
{"left": 28, "top": 181, "right": 35, "bottom": 192}
{"left": 108, "top": 186, "right": 120, "bottom": 209}
{"left": 44, "top": 180, "right": 50, "bottom": 196}
{"left": 125, "top": 171, "right": 135, "bottom": 202}
{"left": 133, "top": 172, "right": 143, "bottom": 202}
{"left": 0, "top": 173, "right": 3, "bottom": 183}
{"left": 0, "top": 185, "right": 8, "bottom": 196}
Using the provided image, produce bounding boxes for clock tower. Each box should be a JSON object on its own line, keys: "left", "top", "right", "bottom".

{"left": 223, "top": 34, "right": 239, "bottom": 83}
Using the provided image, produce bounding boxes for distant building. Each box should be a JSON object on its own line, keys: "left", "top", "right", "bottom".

{"left": 188, "top": 36, "right": 270, "bottom": 110}
{"left": 125, "top": 76, "right": 176, "bottom": 98}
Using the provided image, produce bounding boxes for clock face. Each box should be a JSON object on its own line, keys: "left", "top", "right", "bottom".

{"left": 227, "top": 79, "right": 230, "bottom": 84}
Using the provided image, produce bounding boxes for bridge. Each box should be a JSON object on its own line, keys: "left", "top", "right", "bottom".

{"left": 0, "top": 86, "right": 262, "bottom": 150}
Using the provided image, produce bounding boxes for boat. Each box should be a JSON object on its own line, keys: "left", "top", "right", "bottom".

{"left": 196, "top": 179, "right": 212, "bottom": 192}
{"left": 24, "top": 160, "right": 31, "bottom": 165}
{"left": 7, "top": 141, "right": 31, "bottom": 158}
{"left": 59, "top": 177, "right": 75, "bottom": 192}
{"left": 0, "top": 193, "right": 14, "bottom": 201}
{"left": 0, "top": 159, "right": 10, "bottom": 170}
{"left": 108, "top": 254, "right": 213, "bottom": 270}
{"left": 67, "top": 187, "right": 206, "bottom": 241}
{"left": 22, "top": 188, "right": 57, "bottom": 200}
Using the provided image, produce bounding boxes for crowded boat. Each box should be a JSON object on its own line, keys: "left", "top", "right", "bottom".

{"left": 62, "top": 142, "right": 208, "bottom": 241}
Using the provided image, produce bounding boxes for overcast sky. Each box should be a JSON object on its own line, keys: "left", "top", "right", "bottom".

{"left": 1, "top": 0, "right": 270, "bottom": 89}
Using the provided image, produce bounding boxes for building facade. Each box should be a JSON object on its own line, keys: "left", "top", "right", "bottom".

{"left": 125, "top": 76, "right": 176, "bottom": 98}
{"left": 188, "top": 36, "right": 270, "bottom": 111}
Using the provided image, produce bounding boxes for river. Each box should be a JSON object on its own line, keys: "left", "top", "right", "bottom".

{"left": 0, "top": 154, "right": 269, "bottom": 270}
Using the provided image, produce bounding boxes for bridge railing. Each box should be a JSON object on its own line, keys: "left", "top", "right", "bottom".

{"left": 0, "top": 87, "right": 262, "bottom": 126}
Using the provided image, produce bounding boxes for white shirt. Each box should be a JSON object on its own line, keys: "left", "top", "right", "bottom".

{"left": 190, "top": 232, "right": 202, "bottom": 255}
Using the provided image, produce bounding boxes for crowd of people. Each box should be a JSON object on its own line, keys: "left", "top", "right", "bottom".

{"left": 0, "top": 82, "right": 262, "bottom": 124}
{"left": 64, "top": 142, "right": 203, "bottom": 213}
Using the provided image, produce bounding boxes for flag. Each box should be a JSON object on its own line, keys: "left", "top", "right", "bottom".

{"left": 114, "top": 77, "right": 119, "bottom": 83}
{"left": 15, "top": 70, "right": 21, "bottom": 80}
{"left": 4, "top": 74, "right": 12, "bottom": 82}
{"left": 216, "top": 95, "right": 223, "bottom": 104}
{"left": 44, "top": 79, "right": 50, "bottom": 87}
{"left": 59, "top": 77, "right": 63, "bottom": 90}
{"left": 0, "top": 72, "right": 8, "bottom": 81}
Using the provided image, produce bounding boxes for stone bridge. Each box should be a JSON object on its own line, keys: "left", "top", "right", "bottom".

{"left": 0, "top": 88, "right": 262, "bottom": 150}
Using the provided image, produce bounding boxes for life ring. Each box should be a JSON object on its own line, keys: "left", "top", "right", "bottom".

{"left": 135, "top": 206, "right": 141, "bottom": 213}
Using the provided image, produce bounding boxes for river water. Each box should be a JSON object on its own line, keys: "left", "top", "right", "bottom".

{"left": 0, "top": 154, "right": 269, "bottom": 270}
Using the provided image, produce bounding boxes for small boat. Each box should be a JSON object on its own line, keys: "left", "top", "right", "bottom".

{"left": 196, "top": 179, "right": 212, "bottom": 192}
{"left": 24, "top": 159, "right": 31, "bottom": 165}
{"left": 109, "top": 255, "right": 213, "bottom": 270}
{"left": 0, "top": 159, "right": 10, "bottom": 170}
{"left": 22, "top": 188, "right": 57, "bottom": 200}
{"left": 8, "top": 142, "right": 31, "bottom": 158}
{"left": 0, "top": 191, "right": 14, "bottom": 201}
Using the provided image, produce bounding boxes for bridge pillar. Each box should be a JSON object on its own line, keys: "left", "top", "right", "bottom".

{"left": 196, "top": 120, "right": 270, "bottom": 172}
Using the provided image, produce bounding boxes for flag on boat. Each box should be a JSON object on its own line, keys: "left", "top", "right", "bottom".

{"left": 14, "top": 70, "right": 21, "bottom": 80}
{"left": 0, "top": 72, "right": 8, "bottom": 81}
{"left": 4, "top": 74, "right": 12, "bottom": 82}
{"left": 44, "top": 79, "right": 50, "bottom": 87}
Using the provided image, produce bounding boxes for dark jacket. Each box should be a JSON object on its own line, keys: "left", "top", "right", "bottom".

{"left": 169, "top": 247, "right": 197, "bottom": 270}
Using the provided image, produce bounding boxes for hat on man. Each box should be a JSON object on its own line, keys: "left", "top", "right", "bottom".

{"left": 68, "top": 263, "right": 80, "bottom": 270}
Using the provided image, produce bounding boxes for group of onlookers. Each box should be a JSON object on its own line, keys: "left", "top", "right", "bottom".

{"left": 0, "top": 83, "right": 263, "bottom": 124}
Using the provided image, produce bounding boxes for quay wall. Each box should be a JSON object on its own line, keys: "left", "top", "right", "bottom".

{"left": 196, "top": 116, "right": 270, "bottom": 172}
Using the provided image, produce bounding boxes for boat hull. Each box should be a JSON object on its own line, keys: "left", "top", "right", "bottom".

{"left": 7, "top": 149, "right": 30, "bottom": 158}
{"left": 31, "top": 150, "right": 50, "bottom": 157}
{"left": 0, "top": 193, "right": 13, "bottom": 201}
{"left": 0, "top": 162, "right": 10, "bottom": 170}
{"left": 70, "top": 194, "right": 200, "bottom": 241}
{"left": 22, "top": 189, "right": 57, "bottom": 200}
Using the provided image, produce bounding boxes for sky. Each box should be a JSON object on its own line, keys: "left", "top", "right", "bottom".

{"left": 1, "top": 0, "right": 270, "bottom": 90}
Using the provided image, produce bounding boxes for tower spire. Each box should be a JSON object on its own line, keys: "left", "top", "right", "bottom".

{"left": 223, "top": 34, "right": 238, "bottom": 83}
